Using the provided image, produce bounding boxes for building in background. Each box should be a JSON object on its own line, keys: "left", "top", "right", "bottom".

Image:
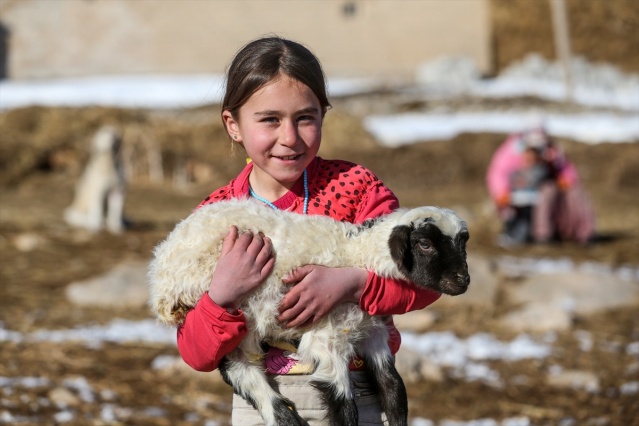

{"left": 1, "top": 0, "right": 636, "bottom": 83}
{"left": 0, "top": 0, "right": 491, "bottom": 80}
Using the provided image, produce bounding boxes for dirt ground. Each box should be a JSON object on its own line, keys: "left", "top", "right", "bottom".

{"left": 0, "top": 92, "right": 638, "bottom": 426}
{"left": 490, "top": 0, "right": 639, "bottom": 74}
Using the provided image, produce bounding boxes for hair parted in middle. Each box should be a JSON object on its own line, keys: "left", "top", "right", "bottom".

{"left": 221, "top": 36, "right": 332, "bottom": 127}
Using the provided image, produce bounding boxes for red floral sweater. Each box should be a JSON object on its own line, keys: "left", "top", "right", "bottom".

{"left": 177, "top": 157, "right": 441, "bottom": 372}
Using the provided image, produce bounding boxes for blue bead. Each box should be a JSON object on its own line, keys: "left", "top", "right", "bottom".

{"left": 250, "top": 169, "right": 308, "bottom": 215}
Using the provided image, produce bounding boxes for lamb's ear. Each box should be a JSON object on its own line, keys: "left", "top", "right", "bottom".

{"left": 389, "top": 225, "right": 413, "bottom": 273}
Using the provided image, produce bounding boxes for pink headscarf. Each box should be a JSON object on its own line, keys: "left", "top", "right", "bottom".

{"left": 486, "top": 129, "right": 580, "bottom": 204}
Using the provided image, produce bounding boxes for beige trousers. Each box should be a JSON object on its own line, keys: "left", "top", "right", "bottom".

{"left": 231, "top": 371, "right": 388, "bottom": 425}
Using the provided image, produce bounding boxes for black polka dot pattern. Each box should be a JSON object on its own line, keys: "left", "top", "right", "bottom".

{"left": 197, "top": 158, "right": 389, "bottom": 224}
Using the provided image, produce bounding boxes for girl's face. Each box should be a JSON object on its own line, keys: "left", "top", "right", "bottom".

{"left": 223, "top": 75, "right": 323, "bottom": 196}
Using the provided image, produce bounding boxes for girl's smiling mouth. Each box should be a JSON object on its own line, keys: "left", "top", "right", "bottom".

{"left": 273, "top": 155, "right": 302, "bottom": 161}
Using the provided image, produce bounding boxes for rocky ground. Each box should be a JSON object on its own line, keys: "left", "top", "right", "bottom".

{"left": 0, "top": 91, "right": 638, "bottom": 426}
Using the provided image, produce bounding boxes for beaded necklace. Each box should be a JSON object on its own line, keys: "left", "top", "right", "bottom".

{"left": 249, "top": 169, "right": 309, "bottom": 214}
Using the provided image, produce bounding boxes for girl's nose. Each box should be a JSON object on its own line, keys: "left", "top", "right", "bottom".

{"left": 280, "top": 121, "right": 298, "bottom": 146}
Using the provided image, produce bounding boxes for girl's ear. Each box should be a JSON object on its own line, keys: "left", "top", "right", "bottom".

{"left": 222, "top": 110, "right": 241, "bottom": 142}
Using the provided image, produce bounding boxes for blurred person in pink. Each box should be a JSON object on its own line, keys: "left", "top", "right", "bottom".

{"left": 486, "top": 126, "right": 596, "bottom": 246}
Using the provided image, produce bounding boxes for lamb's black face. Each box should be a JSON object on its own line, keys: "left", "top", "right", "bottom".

{"left": 389, "top": 222, "right": 470, "bottom": 296}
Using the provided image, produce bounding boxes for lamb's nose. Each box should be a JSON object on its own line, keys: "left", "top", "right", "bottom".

{"left": 458, "top": 274, "right": 471, "bottom": 286}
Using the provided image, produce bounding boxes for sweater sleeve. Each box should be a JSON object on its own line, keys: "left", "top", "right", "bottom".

{"left": 360, "top": 272, "right": 441, "bottom": 316}
{"left": 176, "top": 294, "right": 248, "bottom": 372}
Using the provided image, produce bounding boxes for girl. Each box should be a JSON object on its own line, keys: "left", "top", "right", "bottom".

{"left": 177, "top": 36, "right": 441, "bottom": 425}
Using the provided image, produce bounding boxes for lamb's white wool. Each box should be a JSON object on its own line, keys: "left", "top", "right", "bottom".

{"left": 64, "top": 126, "right": 126, "bottom": 234}
{"left": 149, "top": 198, "right": 470, "bottom": 426}
{"left": 399, "top": 206, "right": 467, "bottom": 238}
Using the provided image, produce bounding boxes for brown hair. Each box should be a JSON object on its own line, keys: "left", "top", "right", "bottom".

{"left": 222, "top": 36, "right": 331, "bottom": 129}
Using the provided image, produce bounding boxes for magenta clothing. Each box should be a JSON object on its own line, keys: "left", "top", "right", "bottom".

{"left": 486, "top": 132, "right": 580, "bottom": 204}
{"left": 177, "top": 157, "right": 441, "bottom": 372}
{"left": 486, "top": 133, "right": 595, "bottom": 244}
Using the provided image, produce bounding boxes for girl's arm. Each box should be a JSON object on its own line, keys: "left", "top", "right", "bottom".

{"left": 278, "top": 179, "right": 441, "bottom": 327}
{"left": 177, "top": 296, "right": 248, "bottom": 371}
{"left": 277, "top": 266, "right": 441, "bottom": 327}
{"left": 360, "top": 273, "right": 441, "bottom": 316}
{"left": 177, "top": 225, "right": 275, "bottom": 371}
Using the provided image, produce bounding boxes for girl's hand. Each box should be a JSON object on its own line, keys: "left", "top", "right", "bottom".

{"left": 207, "top": 226, "right": 275, "bottom": 313}
{"left": 497, "top": 192, "right": 510, "bottom": 208}
{"left": 277, "top": 265, "right": 367, "bottom": 328}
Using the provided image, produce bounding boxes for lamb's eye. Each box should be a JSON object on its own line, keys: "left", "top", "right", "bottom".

{"left": 418, "top": 240, "right": 432, "bottom": 251}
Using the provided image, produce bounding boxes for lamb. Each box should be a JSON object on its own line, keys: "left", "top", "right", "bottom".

{"left": 149, "top": 198, "right": 470, "bottom": 426}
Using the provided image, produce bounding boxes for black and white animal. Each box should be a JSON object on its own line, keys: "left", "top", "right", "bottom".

{"left": 149, "top": 198, "right": 470, "bottom": 426}
{"left": 64, "top": 126, "right": 126, "bottom": 234}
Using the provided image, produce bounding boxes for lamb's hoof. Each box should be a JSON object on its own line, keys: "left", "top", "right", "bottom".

{"left": 272, "top": 397, "right": 306, "bottom": 426}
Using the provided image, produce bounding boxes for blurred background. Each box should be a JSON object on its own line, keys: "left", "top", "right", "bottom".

{"left": 0, "top": 1, "right": 638, "bottom": 425}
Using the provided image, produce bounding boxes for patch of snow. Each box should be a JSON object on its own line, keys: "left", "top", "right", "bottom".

{"left": 363, "top": 111, "right": 639, "bottom": 146}
{"left": 0, "top": 376, "right": 51, "bottom": 388}
{"left": 401, "top": 331, "right": 551, "bottom": 386}
{"left": 620, "top": 381, "right": 639, "bottom": 395}
{"left": 496, "top": 256, "right": 639, "bottom": 281}
{"left": 27, "top": 319, "right": 175, "bottom": 348}
{"left": 0, "top": 75, "right": 382, "bottom": 111}
{"left": 472, "top": 54, "right": 639, "bottom": 111}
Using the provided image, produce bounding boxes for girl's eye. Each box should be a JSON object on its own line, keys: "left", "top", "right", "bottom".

{"left": 298, "top": 115, "right": 316, "bottom": 122}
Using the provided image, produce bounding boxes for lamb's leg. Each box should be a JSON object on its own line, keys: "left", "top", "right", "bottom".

{"left": 299, "top": 332, "right": 358, "bottom": 426}
{"left": 311, "top": 379, "right": 358, "bottom": 426}
{"left": 219, "top": 352, "right": 305, "bottom": 426}
{"left": 364, "top": 357, "right": 407, "bottom": 426}
{"left": 360, "top": 324, "right": 408, "bottom": 426}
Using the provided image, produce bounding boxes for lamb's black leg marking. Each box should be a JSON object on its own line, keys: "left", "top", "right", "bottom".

{"left": 218, "top": 357, "right": 235, "bottom": 388}
{"left": 312, "top": 380, "right": 358, "bottom": 426}
{"left": 272, "top": 397, "right": 306, "bottom": 426}
{"left": 365, "top": 355, "right": 408, "bottom": 426}
{"left": 219, "top": 357, "right": 306, "bottom": 426}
